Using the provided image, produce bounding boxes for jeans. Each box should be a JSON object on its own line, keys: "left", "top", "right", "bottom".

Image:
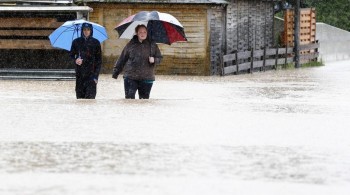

{"left": 124, "top": 77, "right": 153, "bottom": 99}
{"left": 76, "top": 78, "right": 97, "bottom": 99}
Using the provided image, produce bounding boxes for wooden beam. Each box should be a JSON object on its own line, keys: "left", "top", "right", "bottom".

{"left": 300, "top": 42, "right": 319, "bottom": 51}
{"left": 0, "top": 18, "right": 63, "bottom": 28}
{"left": 294, "top": 0, "right": 301, "bottom": 68}
{"left": 0, "top": 6, "right": 92, "bottom": 12}
{"left": 0, "top": 30, "right": 53, "bottom": 37}
{"left": 0, "top": 39, "right": 55, "bottom": 49}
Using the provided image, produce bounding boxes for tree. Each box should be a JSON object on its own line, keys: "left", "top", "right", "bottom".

{"left": 304, "top": 0, "right": 350, "bottom": 31}
{"left": 277, "top": 1, "right": 350, "bottom": 31}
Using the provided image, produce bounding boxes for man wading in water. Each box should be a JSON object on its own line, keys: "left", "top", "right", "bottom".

{"left": 70, "top": 23, "right": 102, "bottom": 99}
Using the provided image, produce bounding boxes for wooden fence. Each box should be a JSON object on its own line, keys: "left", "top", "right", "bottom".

{"left": 221, "top": 41, "right": 319, "bottom": 76}
{"left": 299, "top": 40, "right": 319, "bottom": 63}
{"left": 222, "top": 46, "right": 294, "bottom": 75}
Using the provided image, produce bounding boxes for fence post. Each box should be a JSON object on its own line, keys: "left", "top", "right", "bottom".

{"left": 263, "top": 46, "right": 266, "bottom": 71}
{"left": 294, "top": 0, "right": 301, "bottom": 68}
{"left": 235, "top": 51, "right": 239, "bottom": 74}
{"left": 315, "top": 40, "right": 319, "bottom": 62}
{"left": 250, "top": 48, "right": 254, "bottom": 74}
{"left": 275, "top": 47, "right": 279, "bottom": 70}
{"left": 220, "top": 53, "right": 224, "bottom": 76}
{"left": 284, "top": 44, "right": 288, "bottom": 68}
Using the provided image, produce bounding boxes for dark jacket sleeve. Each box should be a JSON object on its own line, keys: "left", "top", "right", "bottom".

{"left": 152, "top": 42, "right": 162, "bottom": 65}
{"left": 154, "top": 45, "right": 162, "bottom": 65}
{"left": 93, "top": 41, "right": 102, "bottom": 80}
{"left": 70, "top": 39, "right": 78, "bottom": 61}
{"left": 112, "top": 43, "right": 129, "bottom": 77}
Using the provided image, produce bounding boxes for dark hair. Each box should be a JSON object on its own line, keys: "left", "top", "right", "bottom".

{"left": 135, "top": 24, "right": 147, "bottom": 33}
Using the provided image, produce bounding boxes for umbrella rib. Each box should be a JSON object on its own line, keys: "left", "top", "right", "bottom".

{"left": 51, "top": 26, "right": 77, "bottom": 45}
{"left": 72, "top": 27, "right": 78, "bottom": 43}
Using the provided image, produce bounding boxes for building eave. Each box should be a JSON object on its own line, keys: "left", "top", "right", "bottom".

{"left": 74, "top": 0, "right": 229, "bottom": 4}
{"left": 0, "top": 6, "right": 92, "bottom": 12}
{"left": 0, "top": 0, "right": 73, "bottom": 4}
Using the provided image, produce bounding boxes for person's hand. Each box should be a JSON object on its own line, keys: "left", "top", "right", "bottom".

{"left": 76, "top": 58, "right": 83, "bottom": 66}
{"left": 112, "top": 73, "right": 118, "bottom": 79}
{"left": 149, "top": 57, "right": 155, "bottom": 64}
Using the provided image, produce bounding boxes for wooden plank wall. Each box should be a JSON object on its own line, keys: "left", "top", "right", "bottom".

{"left": 283, "top": 8, "right": 294, "bottom": 46}
{"left": 0, "top": 17, "right": 63, "bottom": 49}
{"left": 283, "top": 8, "right": 316, "bottom": 46}
{"left": 88, "top": 3, "right": 210, "bottom": 75}
{"left": 209, "top": 6, "right": 225, "bottom": 75}
{"left": 226, "top": 0, "right": 275, "bottom": 54}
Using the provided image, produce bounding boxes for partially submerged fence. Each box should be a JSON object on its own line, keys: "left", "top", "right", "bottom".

{"left": 222, "top": 46, "right": 294, "bottom": 75}
{"left": 299, "top": 41, "right": 319, "bottom": 63}
{"left": 222, "top": 41, "right": 319, "bottom": 76}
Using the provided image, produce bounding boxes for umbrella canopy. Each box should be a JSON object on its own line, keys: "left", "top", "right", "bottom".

{"left": 115, "top": 11, "right": 187, "bottom": 45}
{"left": 49, "top": 19, "right": 108, "bottom": 51}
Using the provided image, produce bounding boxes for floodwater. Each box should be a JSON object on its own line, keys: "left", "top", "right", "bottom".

{"left": 1, "top": 61, "right": 350, "bottom": 195}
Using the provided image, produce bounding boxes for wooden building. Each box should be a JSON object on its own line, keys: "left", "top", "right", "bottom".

{"left": 0, "top": 1, "right": 90, "bottom": 70}
{"left": 0, "top": 0, "right": 279, "bottom": 76}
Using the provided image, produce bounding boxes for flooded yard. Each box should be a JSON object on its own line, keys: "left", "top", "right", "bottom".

{"left": 0, "top": 60, "right": 350, "bottom": 195}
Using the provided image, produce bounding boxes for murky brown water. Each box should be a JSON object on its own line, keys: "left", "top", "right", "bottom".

{"left": 1, "top": 61, "right": 350, "bottom": 195}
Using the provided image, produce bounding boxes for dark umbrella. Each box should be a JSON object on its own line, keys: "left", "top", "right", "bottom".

{"left": 115, "top": 11, "right": 187, "bottom": 45}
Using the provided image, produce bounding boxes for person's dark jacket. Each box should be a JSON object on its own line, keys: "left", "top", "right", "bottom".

{"left": 70, "top": 25, "right": 102, "bottom": 81}
{"left": 112, "top": 35, "right": 162, "bottom": 81}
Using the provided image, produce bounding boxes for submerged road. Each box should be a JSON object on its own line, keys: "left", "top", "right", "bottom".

{"left": 0, "top": 60, "right": 349, "bottom": 195}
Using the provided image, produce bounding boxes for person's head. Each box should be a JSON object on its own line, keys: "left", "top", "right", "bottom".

{"left": 135, "top": 24, "right": 147, "bottom": 42}
{"left": 81, "top": 23, "right": 93, "bottom": 38}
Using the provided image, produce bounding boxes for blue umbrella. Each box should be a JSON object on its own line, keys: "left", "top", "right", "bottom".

{"left": 49, "top": 19, "right": 108, "bottom": 51}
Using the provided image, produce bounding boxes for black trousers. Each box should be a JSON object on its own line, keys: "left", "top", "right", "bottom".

{"left": 124, "top": 77, "right": 153, "bottom": 99}
{"left": 76, "top": 78, "right": 97, "bottom": 99}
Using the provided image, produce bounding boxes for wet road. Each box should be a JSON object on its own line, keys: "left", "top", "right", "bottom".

{"left": 1, "top": 60, "right": 350, "bottom": 195}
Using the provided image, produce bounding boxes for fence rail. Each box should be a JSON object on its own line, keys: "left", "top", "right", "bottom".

{"left": 299, "top": 41, "right": 319, "bottom": 63}
{"left": 222, "top": 42, "right": 319, "bottom": 76}
{"left": 222, "top": 46, "right": 294, "bottom": 75}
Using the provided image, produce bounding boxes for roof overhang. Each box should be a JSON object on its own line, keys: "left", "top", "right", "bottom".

{"left": 76, "top": 0, "right": 228, "bottom": 4}
{"left": 0, "top": 0, "right": 73, "bottom": 3}
{"left": 0, "top": 6, "right": 92, "bottom": 12}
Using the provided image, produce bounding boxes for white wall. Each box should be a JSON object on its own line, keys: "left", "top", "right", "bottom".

{"left": 316, "top": 23, "right": 350, "bottom": 62}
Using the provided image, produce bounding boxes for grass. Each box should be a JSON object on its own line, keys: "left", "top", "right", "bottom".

{"left": 301, "top": 60, "right": 324, "bottom": 68}
{"left": 275, "top": 60, "right": 324, "bottom": 70}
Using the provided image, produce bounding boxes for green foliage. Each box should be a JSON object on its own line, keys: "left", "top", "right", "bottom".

{"left": 280, "top": 0, "right": 350, "bottom": 31}
{"left": 304, "top": 0, "right": 350, "bottom": 31}
{"left": 301, "top": 60, "right": 324, "bottom": 68}
{"left": 284, "top": 62, "right": 295, "bottom": 69}
{"left": 276, "top": 61, "right": 323, "bottom": 70}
